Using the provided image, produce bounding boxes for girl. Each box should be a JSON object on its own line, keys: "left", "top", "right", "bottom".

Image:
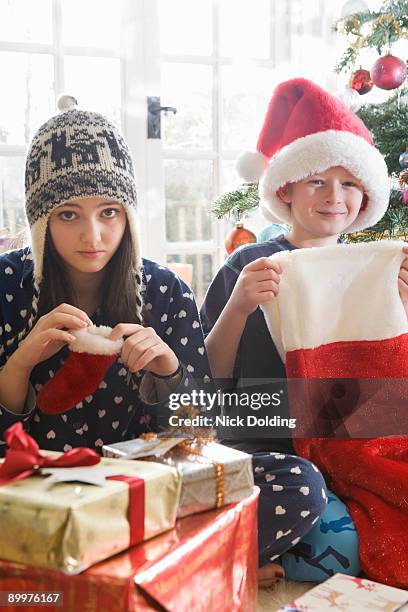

{"left": 0, "top": 96, "right": 211, "bottom": 454}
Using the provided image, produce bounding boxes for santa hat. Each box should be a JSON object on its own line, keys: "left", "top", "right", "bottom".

{"left": 236, "top": 78, "right": 390, "bottom": 233}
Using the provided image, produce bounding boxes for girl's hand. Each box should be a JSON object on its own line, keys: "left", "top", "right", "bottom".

{"left": 399, "top": 246, "right": 408, "bottom": 315}
{"left": 109, "top": 324, "right": 179, "bottom": 376}
{"left": 229, "top": 257, "right": 282, "bottom": 318}
{"left": 10, "top": 304, "right": 93, "bottom": 372}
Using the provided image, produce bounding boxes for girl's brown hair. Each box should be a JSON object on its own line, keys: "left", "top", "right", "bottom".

{"left": 38, "top": 221, "right": 144, "bottom": 326}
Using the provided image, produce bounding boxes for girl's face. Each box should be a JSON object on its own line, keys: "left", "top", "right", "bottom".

{"left": 49, "top": 196, "right": 127, "bottom": 276}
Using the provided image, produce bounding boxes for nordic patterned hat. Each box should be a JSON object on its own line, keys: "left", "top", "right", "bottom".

{"left": 26, "top": 95, "right": 141, "bottom": 284}
{"left": 18, "top": 95, "right": 143, "bottom": 345}
{"left": 236, "top": 78, "right": 390, "bottom": 233}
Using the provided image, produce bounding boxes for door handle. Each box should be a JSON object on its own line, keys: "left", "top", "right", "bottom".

{"left": 147, "top": 96, "right": 177, "bottom": 139}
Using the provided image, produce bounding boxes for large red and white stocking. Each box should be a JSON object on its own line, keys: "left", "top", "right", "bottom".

{"left": 261, "top": 240, "right": 408, "bottom": 588}
{"left": 37, "top": 325, "right": 123, "bottom": 415}
{"left": 261, "top": 240, "right": 408, "bottom": 439}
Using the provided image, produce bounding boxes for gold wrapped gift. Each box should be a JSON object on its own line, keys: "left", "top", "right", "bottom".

{"left": 0, "top": 455, "right": 181, "bottom": 574}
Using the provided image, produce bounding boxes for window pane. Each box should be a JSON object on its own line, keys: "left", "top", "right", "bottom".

{"left": 0, "top": 0, "right": 52, "bottom": 43}
{"left": 159, "top": 0, "right": 212, "bottom": 56}
{"left": 219, "top": 0, "right": 270, "bottom": 59}
{"left": 61, "top": 0, "right": 121, "bottom": 49}
{"left": 164, "top": 160, "right": 213, "bottom": 242}
{"left": 162, "top": 63, "right": 212, "bottom": 150}
{"left": 167, "top": 253, "right": 214, "bottom": 306}
{"left": 221, "top": 65, "right": 273, "bottom": 152}
{"left": 0, "top": 53, "right": 54, "bottom": 144}
{"left": 221, "top": 159, "right": 242, "bottom": 193}
{"left": 64, "top": 57, "right": 121, "bottom": 126}
{"left": 0, "top": 157, "right": 26, "bottom": 249}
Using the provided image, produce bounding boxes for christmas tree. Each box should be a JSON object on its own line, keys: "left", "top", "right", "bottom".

{"left": 335, "top": 0, "right": 408, "bottom": 241}
{"left": 348, "top": 87, "right": 408, "bottom": 241}
{"left": 210, "top": 182, "right": 259, "bottom": 223}
{"left": 335, "top": 0, "right": 408, "bottom": 74}
{"left": 210, "top": 0, "right": 408, "bottom": 240}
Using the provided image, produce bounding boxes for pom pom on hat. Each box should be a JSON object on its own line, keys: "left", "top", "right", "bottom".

{"left": 56, "top": 93, "right": 78, "bottom": 112}
{"left": 236, "top": 150, "right": 268, "bottom": 182}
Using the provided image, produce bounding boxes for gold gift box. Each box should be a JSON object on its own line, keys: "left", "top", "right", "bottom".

{"left": 0, "top": 455, "right": 181, "bottom": 575}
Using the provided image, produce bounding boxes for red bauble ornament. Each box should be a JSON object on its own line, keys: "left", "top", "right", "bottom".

{"left": 225, "top": 223, "right": 256, "bottom": 254}
{"left": 403, "top": 188, "right": 408, "bottom": 206}
{"left": 349, "top": 68, "right": 373, "bottom": 95}
{"left": 370, "top": 54, "right": 407, "bottom": 90}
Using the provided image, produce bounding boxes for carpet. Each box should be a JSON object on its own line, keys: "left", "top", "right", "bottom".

{"left": 258, "top": 580, "right": 315, "bottom": 611}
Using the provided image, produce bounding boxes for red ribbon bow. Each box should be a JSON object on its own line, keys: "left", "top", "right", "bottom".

{"left": 0, "top": 423, "right": 145, "bottom": 546}
{"left": 0, "top": 423, "right": 100, "bottom": 486}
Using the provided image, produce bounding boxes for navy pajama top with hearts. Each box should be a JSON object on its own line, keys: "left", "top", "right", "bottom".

{"left": 0, "top": 247, "right": 212, "bottom": 456}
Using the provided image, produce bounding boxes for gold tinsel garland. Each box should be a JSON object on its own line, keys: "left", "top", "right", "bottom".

{"left": 140, "top": 428, "right": 226, "bottom": 509}
{"left": 342, "top": 14, "right": 406, "bottom": 51}
{"left": 336, "top": 10, "right": 408, "bottom": 72}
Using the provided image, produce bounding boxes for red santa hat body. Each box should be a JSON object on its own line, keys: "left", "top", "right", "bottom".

{"left": 237, "top": 78, "right": 390, "bottom": 233}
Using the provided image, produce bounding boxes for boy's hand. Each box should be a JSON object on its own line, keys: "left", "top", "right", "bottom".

{"left": 399, "top": 246, "right": 408, "bottom": 315}
{"left": 229, "top": 257, "right": 281, "bottom": 317}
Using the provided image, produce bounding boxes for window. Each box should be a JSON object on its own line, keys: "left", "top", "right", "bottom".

{"left": 0, "top": 0, "right": 123, "bottom": 247}
{"left": 159, "top": 0, "right": 342, "bottom": 303}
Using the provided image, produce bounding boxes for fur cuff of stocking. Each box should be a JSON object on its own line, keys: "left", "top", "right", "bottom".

{"left": 36, "top": 326, "right": 124, "bottom": 415}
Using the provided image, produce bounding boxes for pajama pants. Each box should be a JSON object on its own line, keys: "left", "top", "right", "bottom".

{"left": 253, "top": 452, "right": 360, "bottom": 582}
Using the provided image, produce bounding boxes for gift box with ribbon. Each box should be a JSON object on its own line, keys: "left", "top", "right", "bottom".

{"left": 279, "top": 573, "right": 408, "bottom": 611}
{"left": 102, "top": 437, "right": 254, "bottom": 518}
{"left": 0, "top": 424, "right": 181, "bottom": 574}
{"left": 0, "top": 487, "right": 259, "bottom": 612}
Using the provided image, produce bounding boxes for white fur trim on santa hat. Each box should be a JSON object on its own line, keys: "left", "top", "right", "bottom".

{"left": 258, "top": 130, "right": 390, "bottom": 233}
{"left": 236, "top": 150, "right": 269, "bottom": 182}
{"left": 69, "top": 325, "right": 123, "bottom": 355}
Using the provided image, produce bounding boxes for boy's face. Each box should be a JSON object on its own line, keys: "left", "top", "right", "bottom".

{"left": 279, "top": 166, "right": 364, "bottom": 240}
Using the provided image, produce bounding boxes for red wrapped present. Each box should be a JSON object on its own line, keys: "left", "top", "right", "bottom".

{"left": 0, "top": 487, "right": 259, "bottom": 612}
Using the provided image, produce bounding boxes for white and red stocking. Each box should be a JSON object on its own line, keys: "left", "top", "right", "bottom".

{"left": 261, "top": 241, "right": 408, "bottom": 588}
{"left": 37, "top": 325, "right": 123, "bottom": 415}
{"left": 261, "top": 240, "right": 408, "bottom": 441}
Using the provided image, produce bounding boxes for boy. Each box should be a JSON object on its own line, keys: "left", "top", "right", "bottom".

{"left": 201, "top": 78, "right": 408, "bottom": 585}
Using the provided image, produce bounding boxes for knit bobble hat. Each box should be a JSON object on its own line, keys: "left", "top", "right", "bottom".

{"left": 237, "top": 78, "right": 390, "bottom": 233}
{"left": 25, "top": 94, "right": 141, "bottom": 285}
